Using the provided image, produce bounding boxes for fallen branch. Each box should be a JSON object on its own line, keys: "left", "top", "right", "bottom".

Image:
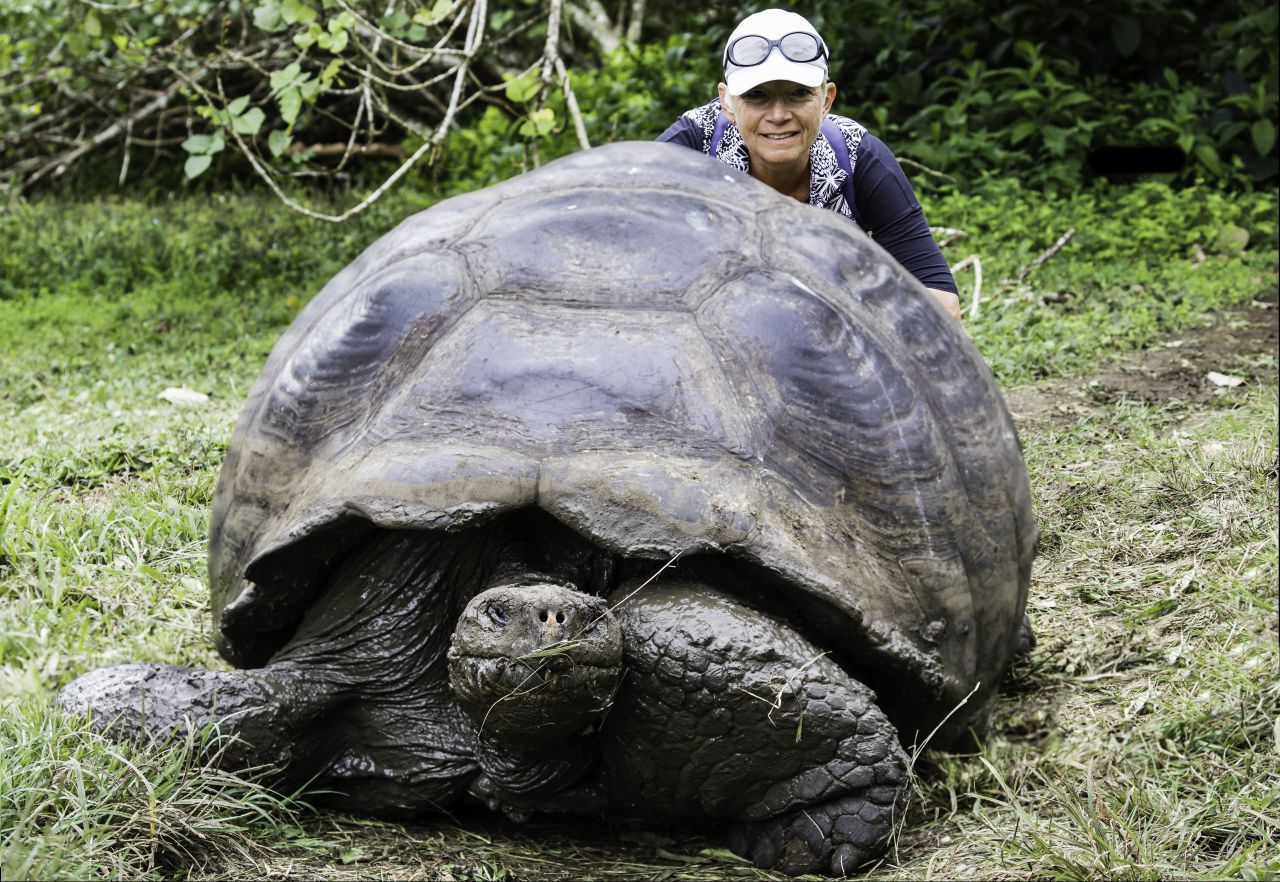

{"left": 556, "top": 57, "right": 591, "bottom": 152}
{"left": 288, "top": 142, "right": 407, "bottom": 159}
{"left": 897, "top": 156, "right": 955, "bottom": 182}
{"left": 22, "top": 71, "right": 205, "bottom": 191}
{"left": 930, "top": 226, "right": 966, "bottom": 248}
{"left": 1017, "top": 227, "right": 1075, "bottom": 280}
{"left": 952, "top": 254, "right": 984, "bottom": 320}
{"left": 192, "top": 0, "right": 487, "bottom": 223}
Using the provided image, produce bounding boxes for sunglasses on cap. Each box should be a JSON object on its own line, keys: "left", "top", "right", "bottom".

{"left": 725, "top": 31, "right": 827, "bottom": 68}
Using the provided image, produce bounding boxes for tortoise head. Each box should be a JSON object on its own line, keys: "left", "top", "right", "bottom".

{"left": 448, "top": 583, "right": 622, "bottom": 740}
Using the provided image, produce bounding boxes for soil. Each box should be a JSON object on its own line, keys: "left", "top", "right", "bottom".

{"left": 1003, "top": 295, "right": 1279, "bottom": 429}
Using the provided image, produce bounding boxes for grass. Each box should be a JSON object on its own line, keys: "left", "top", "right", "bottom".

{"left": 1, "top": 699, "right": 311, "bottom": 880}
{"left": 889, "top": 386, "right": 1279, "bottom": 880}
{"left": 0, "top": 177, "right": 1277, "bottom": 879}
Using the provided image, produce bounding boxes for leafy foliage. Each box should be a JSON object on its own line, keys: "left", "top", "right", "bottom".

{"left": 3, "top": 0, "right": 1275, "bottom": 202}
{"left": 435, "top": 0, "right": 1279, "bottom": 191}
{"left": 808, "top": 0, "right": 1278, "bottom": 186}
{"left": 434, "top": 37, "right": 717, "bottom": 191}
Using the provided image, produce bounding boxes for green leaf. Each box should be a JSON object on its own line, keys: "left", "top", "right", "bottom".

{"left": 379, "top": 10, "right": 409, "bottom": 34}
{"left": 518, "top": 107, "right": 556, "bottom": 138}
{"left": 413, "top": 0, "right": 452, "bottom": 25}
{"left": 83, "top": 13, "right": 101, "bottom": 37}
{"left": 268, "top": 129, "right": 292, "bottom": 157}
{"left": 339, "top": 847, "right": 364, "bottom": 865}
{"left": 270, "top": 62, "right": 303, "bottom": 93}
{"left": 282, "top": 0, "right": 317, "bottom": 25}
{"left": 1013, "top": 40, "right": 1038, "bottom": 62}
{"left": 184, "top": 154, "right": 212, "bottom": 179}
{"left": 1041, "top": 125, "right": 1068, "bottom": 156}
{"left": 1110, "top": 17, "right": 1141, "bottom": 57}
{"left": 1009, "top": 120, "right": 1038, "bottom": 145}
{"left": 253, "top": 1, "right": 285, "bottom": 32}
{"left": 1177, "top": 132, "right": 1195, "bottom": 154}
{"left": 181, "top": 134, "right": 213, "bottom": 154}
{"left": 320, "top": 59, "right": 342, "bottom": 85}
{"left": 326, "top": 27, "right": 348, "bottom": 53}
{"left": 1251, "top": 119, "right": 1276, "bottom": 156}
{"left": 279, "top": 87, "right": 302, "bottom": 125}
{"left": 227, "top": 95, "right": 251, "bottom": 116}
{"left": 233, "top": 107, "right": 265, "bottom": 135}
{"left": 1194, "top": 143, "right": 1223, "bottom": 174}
{"left": 505, "top": 72, "right": 541, "bottom": 104}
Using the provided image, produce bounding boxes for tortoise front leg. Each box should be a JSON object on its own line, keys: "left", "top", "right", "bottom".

{"left": 61, "top": 528, "right": 490, "bottom": 813}
{"left": 58, "top": 659, "right": 332, "bottom": 773}
{"left": 602, "top": 578, "right": 909, "bottom": 877}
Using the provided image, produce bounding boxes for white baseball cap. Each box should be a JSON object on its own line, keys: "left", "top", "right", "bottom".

{"left": 722, "top": 9, "right": 829, "bottom": 96}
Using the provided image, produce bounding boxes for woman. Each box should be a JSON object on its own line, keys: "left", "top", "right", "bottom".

{"left": 658, "top": 8, "right": 962, "bottom": 321}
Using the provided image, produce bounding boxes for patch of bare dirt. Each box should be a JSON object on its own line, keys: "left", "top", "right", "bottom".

{"left": 1004, "top": 296, "right": 1279, "bottom": 429}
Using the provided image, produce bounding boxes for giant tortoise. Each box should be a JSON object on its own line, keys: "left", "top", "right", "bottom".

{"left": 62, "top": 141, "right": 1036, "bottom": 876}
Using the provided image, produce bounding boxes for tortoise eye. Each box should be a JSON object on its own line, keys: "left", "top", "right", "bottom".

{"left": 487, "top": 605, "right": 509, "bottom": 626}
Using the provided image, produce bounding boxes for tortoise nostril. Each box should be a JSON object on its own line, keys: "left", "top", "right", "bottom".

{"left": 555, "top": 611, "right": 566, "bottom": 625}
{"left": 538, "top": 609, "right": 548, "bottom": 623}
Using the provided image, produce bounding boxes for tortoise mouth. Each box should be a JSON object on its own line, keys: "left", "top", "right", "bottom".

{"left": 449, "top": 652, "right": 621, "bottom": 700}
{"left": 447, "top": 650, "right": 621, "bottom": 736}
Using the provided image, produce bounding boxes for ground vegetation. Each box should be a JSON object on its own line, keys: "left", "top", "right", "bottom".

{"left": 0, "top": 177, "right": 1275, "bottom": 880}
{"left": 2, "top": 1, "right": 1277, "bottom": 878}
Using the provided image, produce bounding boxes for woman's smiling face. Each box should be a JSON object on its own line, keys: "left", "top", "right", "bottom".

{"left": 720, "top": 79, "right": 837, "bottom": 172}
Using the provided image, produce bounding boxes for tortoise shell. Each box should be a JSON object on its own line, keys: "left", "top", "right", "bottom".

{"left": 208, "top": 142, "right": 1036, "bottom": 740}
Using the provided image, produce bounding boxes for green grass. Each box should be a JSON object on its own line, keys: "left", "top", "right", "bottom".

{"left": 889, "top": 387, "right": 1279, "bottom": 880}
{"left": 2, "top": 699, "right": 311, "bottom": 880}
{"left": 0, "top": 178, "right": 1276, "bottom": 879}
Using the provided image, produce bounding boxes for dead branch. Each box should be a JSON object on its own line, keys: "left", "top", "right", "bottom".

{"left": 897, "top": 156, "right": 955, "bottom": 182}
{"left": 289, "top": 142, "right": 406, "bottom": 158}
{"left": 557, "top": 57, "right": 591, "bottom": 151}
{"left": 626, "top": 0, "right": 646, "bottom": 44}
{"left": 1017, "top": 228, "right": 1075, "bottom": 280}
{"left": 566, "top": 0, "right": 622, "bottom": 52}
{"left": 930, "top": 226, "right": 966, "bottom": 248}
{"left": 22, "top": 70, "right": 207, "bottom": 191}
{"left": 217, "top": 0, "right": 487, "bottom": 223}
{"left": 4, "top": 0, "right": 593, "bottom": 213}
{"left": 541, "top": 0, "right": 590, "bottom": 151}
{"left": 952, "top": 255, "right": 984, "bottom": 320}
